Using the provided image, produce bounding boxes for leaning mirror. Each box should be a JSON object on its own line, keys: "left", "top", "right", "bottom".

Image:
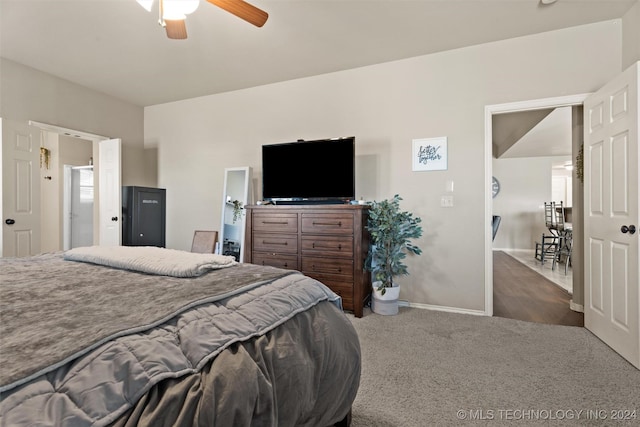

{"left": 219, "top": 167, "right": 252, "bottom": 262}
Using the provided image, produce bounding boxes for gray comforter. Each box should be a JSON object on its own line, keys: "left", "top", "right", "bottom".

{"left": 0, "top": 252, "right": 361, "bottom": 426}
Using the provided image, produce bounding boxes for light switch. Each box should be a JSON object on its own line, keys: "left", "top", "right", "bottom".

{"left": 445, "top": 180, "right": 454, "bottom": 193}
{"left": 441, "top": 195, "right": 454, "bottom": 207}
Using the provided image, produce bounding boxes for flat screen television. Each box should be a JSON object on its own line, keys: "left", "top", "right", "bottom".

{"left": 262, "top": 136, "right": 355, "bottom": 204}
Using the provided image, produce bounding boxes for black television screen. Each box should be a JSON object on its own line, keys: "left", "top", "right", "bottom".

{"left": 262, "top": 137, "right": 355, "bottom": 203}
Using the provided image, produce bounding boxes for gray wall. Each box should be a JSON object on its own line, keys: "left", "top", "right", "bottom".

{"left": 0, "top": 58, "right": 154, "bottom": 187}
{"left": 622, "top": 0, "right": 640, "bottom": 70}
{"left": 145, "top": 20, "right": 623, "bottom": 313}
{"left": 491, "top": 157, "right": 556, "bottom": 250}
{"left": 4, "top": 5, "right": 636, "bottom": 313}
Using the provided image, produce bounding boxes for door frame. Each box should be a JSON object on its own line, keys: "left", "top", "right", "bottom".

{"left": 484, "top": 93, "right": 590, "bottom": 316}
{"left": 28, "top": 120, "right": 110, "bottom": 249}
{"left": 28, "top": 121, "right": 109, "bottom": 142}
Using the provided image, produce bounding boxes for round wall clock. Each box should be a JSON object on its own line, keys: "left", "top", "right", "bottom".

{"left": 492, "top": 176, "right": 500, "bottom": 198}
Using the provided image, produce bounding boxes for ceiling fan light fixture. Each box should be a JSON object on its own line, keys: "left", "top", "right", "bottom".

{"left": 139, "top": 0, "right": 266, "bottom": 39}
{"left": 163, "top": 11, "right": 187, "bottom": 20}
{"left": 163, "top": 0, "right": 200, "bottom": 19}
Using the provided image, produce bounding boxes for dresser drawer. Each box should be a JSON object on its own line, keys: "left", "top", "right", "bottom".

{"left": 252, "top": 253, "right": 299, "bottom": 270}
{"left": 301, "top": 213, "right": 353, "bottom": 235}
{"left": 253, "top": 213, "right": 298, "bottom": 233}
{"left": 301, "top": 235, "right": 353, "bottom": 258}
{"left": 313, "top": 278, "right": 354, "bottom": 311}
{"left": 245, "top": 204, "right": 370, "bottom": 318}
{"left": 253, "top": 232, "right": 298, "bottom": 254}
{"left": 301, "top": 256, "right": 353, "bottom": 280}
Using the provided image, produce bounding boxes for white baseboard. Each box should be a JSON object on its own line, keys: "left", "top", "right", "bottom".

{"left": 397, "top": 299, "right": 584, "bottom": 317}
{"left": 398, "top": 300, "right": 487, "bottom": 316}
{"left": 569, "top": 299, "right": 584, "bottom": 313}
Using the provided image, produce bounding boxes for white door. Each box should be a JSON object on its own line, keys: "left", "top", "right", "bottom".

{"left": 584, "top": 61, "right": 639, "bottom": 369}
{"left": 98, "top": 138, "right": 122, "bottom": 246}
{"left": 1, "top": 118, "right": 42, "bottom": 257}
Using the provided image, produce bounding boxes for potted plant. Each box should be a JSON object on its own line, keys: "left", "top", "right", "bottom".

{"left": 231, "top": 200, "right": 243, "bottom": 223}
{"left": 364, "top": 194, "right": 423, "bottom": 315}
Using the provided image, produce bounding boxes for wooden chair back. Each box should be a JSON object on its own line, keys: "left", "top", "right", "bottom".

{"left": 191, "top": 230, "right": 218, "bottom": 253}
{"left": 544, "top": 201, "right": 565, "bottom": 234}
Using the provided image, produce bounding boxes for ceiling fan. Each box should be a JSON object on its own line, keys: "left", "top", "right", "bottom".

{"left": 137, "top": 0, "right": 268, "bottom": 40}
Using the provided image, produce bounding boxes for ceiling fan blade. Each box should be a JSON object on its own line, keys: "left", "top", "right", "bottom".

{"left": 165, "top": 19, "right": 188, "bottom": 39}
{"left": 207, "top": 0, "right": 268, "bottom": 27}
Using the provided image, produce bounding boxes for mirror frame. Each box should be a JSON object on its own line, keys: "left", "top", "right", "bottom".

{"left": 219, "top": 166, "right": 252, "bottom": 262}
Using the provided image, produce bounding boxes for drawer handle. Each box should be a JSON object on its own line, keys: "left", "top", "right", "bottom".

{"left": 311, "top": 242, "right": 343, "bottom": 250}
{"left": 260, "top": 259, "right": 288, "bottom": 268}
{"left": 262, "top": 221, "right": 289, "bottom": 225}
{"left": 312, "top": 264, "right": 342, "bottom": 274}
{"left": 262, "top": 241, "right": 288, "bottom": 246}
{"left": 312, "top": 221, "right": 342, "bottom": 227}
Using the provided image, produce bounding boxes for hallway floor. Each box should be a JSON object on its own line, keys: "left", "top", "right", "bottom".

{"left": 493, "top": 251, "right": 583, "bottom": 327}
{"left": 501, "top": 248, "right": 572, "bottom": 294}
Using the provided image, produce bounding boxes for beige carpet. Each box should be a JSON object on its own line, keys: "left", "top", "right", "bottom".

{"left": 348, "top": 307, "right": 639, "bottom": 426}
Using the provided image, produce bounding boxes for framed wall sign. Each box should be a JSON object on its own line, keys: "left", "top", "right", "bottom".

{"left": 412, "top": 137, "right": 447, "bottom": 171}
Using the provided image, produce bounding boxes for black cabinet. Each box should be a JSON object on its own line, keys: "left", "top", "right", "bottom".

{"left": 122, "top": 186, "right": 166, "bottom": 247}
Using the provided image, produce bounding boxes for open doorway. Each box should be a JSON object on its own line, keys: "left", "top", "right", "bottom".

{"left": 485, "top": 95, "right": 586, "bottom": 326}
{"left": 2, "top": 118, "right": 120, "bottom": 257}
{"left": 63, "top": 164, "right": 94, "bottom": 250}
{"left": 493, "top": 107, "right": 574, "bottom": 292}
{"left": 40, "top": 132, "right": 95, "bottom": 252}
{"left": 29, "top": 121, "right": 124, "bottom": 252}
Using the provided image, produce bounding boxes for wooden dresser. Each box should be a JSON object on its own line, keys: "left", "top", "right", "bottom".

{"left": 244, "top": 204, "right": 371, "bottom": 317}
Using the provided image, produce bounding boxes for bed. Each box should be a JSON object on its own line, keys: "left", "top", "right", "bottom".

{"left": 0, "top": 246, "right": 361, "bottom": 426}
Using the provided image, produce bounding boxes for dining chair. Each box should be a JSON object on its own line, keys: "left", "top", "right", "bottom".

{"left": 551, "top": 201, "right": 572, "bottom": 274}
{"left": 544, "top": 201, "right": 566, "bottom": 236}
{"left": 538, "top": 201, "right": 572, "bottom": 271}
{"left": 536, "top": 201, "right": 565, "bottom": 264}
{"left": 552, "top": 229, "right": 573, "bottom": 274}
{"left": 535, "top": 233, "right": 559, "bottom": 264}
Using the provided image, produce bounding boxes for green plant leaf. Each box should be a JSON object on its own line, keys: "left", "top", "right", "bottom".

{"left": 364, "top": 194, "right": 423, "bottom": 288}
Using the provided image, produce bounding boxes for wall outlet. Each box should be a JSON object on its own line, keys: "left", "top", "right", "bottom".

{"left": 441, "top": 195, "right": 454, "bottom": 207}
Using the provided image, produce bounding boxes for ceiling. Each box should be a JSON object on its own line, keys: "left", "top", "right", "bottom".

{"left": 0, "top": 0, "right": 635, "bottom": 107}
{"left": 493, "top": 106, "right": 573, "bottom": 159}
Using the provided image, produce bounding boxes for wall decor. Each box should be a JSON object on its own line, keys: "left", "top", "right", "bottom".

{"left": 412, "top": 137, "right": 447, "bottom": 171}
{"left": 40, "top": 147, "right": 51, "bottom": 170}
{"left": 492, "top": 176, "right": 500, "bottom": 198}
{"left": 575, "top": 143, "right": 584, "bottom": 183}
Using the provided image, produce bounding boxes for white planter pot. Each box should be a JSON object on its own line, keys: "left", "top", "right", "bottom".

{"left": 371, "top": 282, "right": 400, "bottom": 315}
